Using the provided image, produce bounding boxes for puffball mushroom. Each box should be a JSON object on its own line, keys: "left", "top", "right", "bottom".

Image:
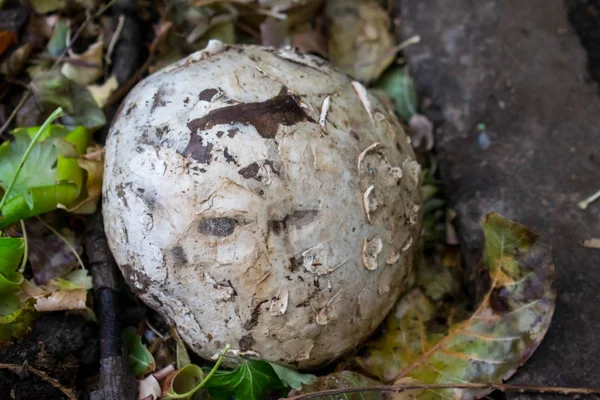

{"left": 102, "top": 41, "right": 422, "bottom": 369}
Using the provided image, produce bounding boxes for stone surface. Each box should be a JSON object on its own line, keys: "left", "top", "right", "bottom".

{"left": 400, "top": 0, "right": 600, "bottom": 397}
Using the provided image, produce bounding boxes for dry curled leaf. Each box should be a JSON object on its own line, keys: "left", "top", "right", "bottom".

{"left": 358, "top": 212, "right": 556, "bottom": 400}
{"left": 327, "top": 0, "right": 396, "bottom": 83}
{"left": 61, "top": 35, "right": 104, "bottom": 86}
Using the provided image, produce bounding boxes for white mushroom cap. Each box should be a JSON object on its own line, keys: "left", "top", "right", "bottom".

{"left": 102, "top": 41, "right": 422, "bottom": 369}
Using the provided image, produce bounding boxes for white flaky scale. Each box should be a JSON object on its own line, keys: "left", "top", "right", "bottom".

{"left": 102, "top": 41, "right": 422, "bottom": 369}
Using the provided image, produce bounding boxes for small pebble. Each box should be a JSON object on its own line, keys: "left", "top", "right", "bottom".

{"left": 477, "top": 132, "right": 491, "bottom": 150}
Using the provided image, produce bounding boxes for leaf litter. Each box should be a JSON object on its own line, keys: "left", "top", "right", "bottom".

{"left": 0, "top": 0, "right": 565, "bottom": 399}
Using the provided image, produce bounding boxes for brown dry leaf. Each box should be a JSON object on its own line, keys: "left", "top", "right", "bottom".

{"left": 34, "top": 289, "right": 87, "bottom": 312}
{"left": 61, "top": 35, "right": 104, "bottom": 86}
{"left": 0, "top": 43, "right": 32, "bottom": 76}
{"left": 59, "top": 147, "right": 104, "bottom": 214}
{"left": 326, "top": 0, "right": 396, "bottom": 83}
{"left": 358, "top": 213, "right": 556, "bottom": 400}
{"left": 291, "top": 21, "right": 328, "bottom": 57}
{"left": 88, "top": 75, "right": 119, "bottom": 107}
{"left": 260, "top": 17, "right": 288, "bottom": 47}
{"left": 27, "top": 219, "right": 82, "bottom": 285}
{"left": 0, "top": 31, "right": 18, "bottom": 57}
{"left": 138, "top": 374, "right": 161, "bottom": 400}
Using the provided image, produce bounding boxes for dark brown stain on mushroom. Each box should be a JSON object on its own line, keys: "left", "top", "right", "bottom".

{"left": 186, "top": 91, "right": 313, "bottom": 139}
{"left": 216, "top": 130, "right": 225, "bottom": 138}
{"left": 199, "top": 88, "right": 218, "bottom": 102}
{"left": 171, "top": 246, "right": 188, "bottom": 265}
{"left": 156, "top": 125, "right": 169, "bottom": 140}
{"left": 289, "top": 256, "right": 302, "bottom": 273}
{"left": 270, "top": 210, "right": 319, "bottom": 234}
{"left": 239, "top": 334, "right": 255, "bottom": 351}
{"left": 227, "top": 127, "right": 239, "bottom": 138}
{"left": 198, "top": 217, "right": 239, "bottom": 237}
{"left": 243, "top": 299, "right": 269, "bottom": 330}
{"left": 238, "top": 162, "right": 260, "bottom": 180}
{"left": 184, "top": 134, "right": 214, "bottom": 164}
{"left": 223, "top": 147, "right": 238, "bottom": 165}
{"left": 151, "top": 87, "right": 167, "bottom": 112}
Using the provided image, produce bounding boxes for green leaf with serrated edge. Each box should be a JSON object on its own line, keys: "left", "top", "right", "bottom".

{"left": 267, "top": 362, "right": 317, "bottom": 390}
{"left": 204, "top": 360, "right": 285, "bottom": 400}
{"left": 122, "top": 327, "right": 156, "bottom": 377}
{"left": 289, "top": 371, "right": 387, "bottom": 399}
{"left": 358, "top": 212, "right": 555, "bottom": 400}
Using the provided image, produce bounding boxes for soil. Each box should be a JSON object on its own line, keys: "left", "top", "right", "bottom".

{"left": 0, "top": 315, "right": 99, "bottom": 400}
{"left": 399, "top": 0, "right": 600, "bottom": 398}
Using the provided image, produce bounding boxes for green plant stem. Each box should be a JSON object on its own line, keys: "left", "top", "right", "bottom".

{"left": 0, "top": 107, "right": 64, "bottom": 211}
{"left": 18, "top": 220, "right": 27, "bottom": 273}
{"left": 169, "top": 344, "right": 231, "bottom": 400}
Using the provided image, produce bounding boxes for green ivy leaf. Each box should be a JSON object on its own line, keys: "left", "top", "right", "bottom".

{"left": 47, "top": 19, "right": 68, "bottom": 57}
{"left": 267, "top": 362, "right": 317, "bottom": 390}
{"left": 122, "top": 327, "right": 156, "bottom": 377}
{"left": 204, "top": 360, "right": 285, "bottom": 400}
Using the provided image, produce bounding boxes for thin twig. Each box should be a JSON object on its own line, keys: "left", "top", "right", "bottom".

{"left": 0, "top": 363, "right": 78, "bottom": 400}
{"left": 35, "top": 216, "right": 85, "bottom": 271}
{"left": 105, "top": 14, "right": 125, "bottom": 66}
{"left": 0, "top": 91, "right": 31, "bottom": 138}
{"left": 283, "top": 382, "right": 600, "bottom": 400}
{"left": 18, "top": 220, "right": 28, "bottom": 273}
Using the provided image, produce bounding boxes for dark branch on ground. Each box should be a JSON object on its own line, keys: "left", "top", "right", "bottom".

{"left": 84, "top": 211, "right": 136, "bottom": 400}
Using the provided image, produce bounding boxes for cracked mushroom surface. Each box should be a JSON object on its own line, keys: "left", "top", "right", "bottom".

{"left": 102, "top": 41, "right": 422, "bottom": 369}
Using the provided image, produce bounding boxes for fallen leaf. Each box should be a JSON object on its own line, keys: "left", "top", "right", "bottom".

{"left": 123, "top": 327, "right": 156, "bottom": 377}
{"left": 0, "top": 43, "right": 33, "bottom": 76}
{"left": 138, "top": 374, "right": 161, "bottom": 400}
{"left": 27, "top": 219, "right": 82, "bottom": 285}
{"left": 260, "top": 17, "right": 288, "bottom": 48}
{"left": 171, "top": 327, "right": 191, "bottom": 370}
{"left": 408, "top": 114, "right": 434, "bottom": 151}
{"left": 374, "top": 66, "right": 418, "bottom": 121}
{"left": 61, "top": 35, "right": 104, "bottom": 86}
{"left": 46, "top": 19, "right": 68, "bottom": 57}
{"left": 33, "top": 288, "right": 87, "bottom": 312}
{"left": 267, "top": 362, "right": 317, "bottom": 390}
{"left": 29, "top": 69, "right": 106, "bottom": 129}
{"left": 58, "top": 148, "right": 104, "bottom": 214}
{"left": 358, "top": 212, "right": 556, "bottom": 400}
{"left": 581, "top": 238, "right": 600, "bottom": 249}
{"left": 288, "top": 371, "right": 387, "bottom": 399}
{"left": 29, "top": 0, "right": 67, "bottom": 14}
{"left": 0, "top": 31, "right": 17, "bottom": 57}
{"left": 204, "top": 360, "right": 285, "bottom": 400}
{"left": 327, "top": 0, "right": 396, "bottom": 83}
{"left": 87, "top": 75, "right": 119, "bottom": 107}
